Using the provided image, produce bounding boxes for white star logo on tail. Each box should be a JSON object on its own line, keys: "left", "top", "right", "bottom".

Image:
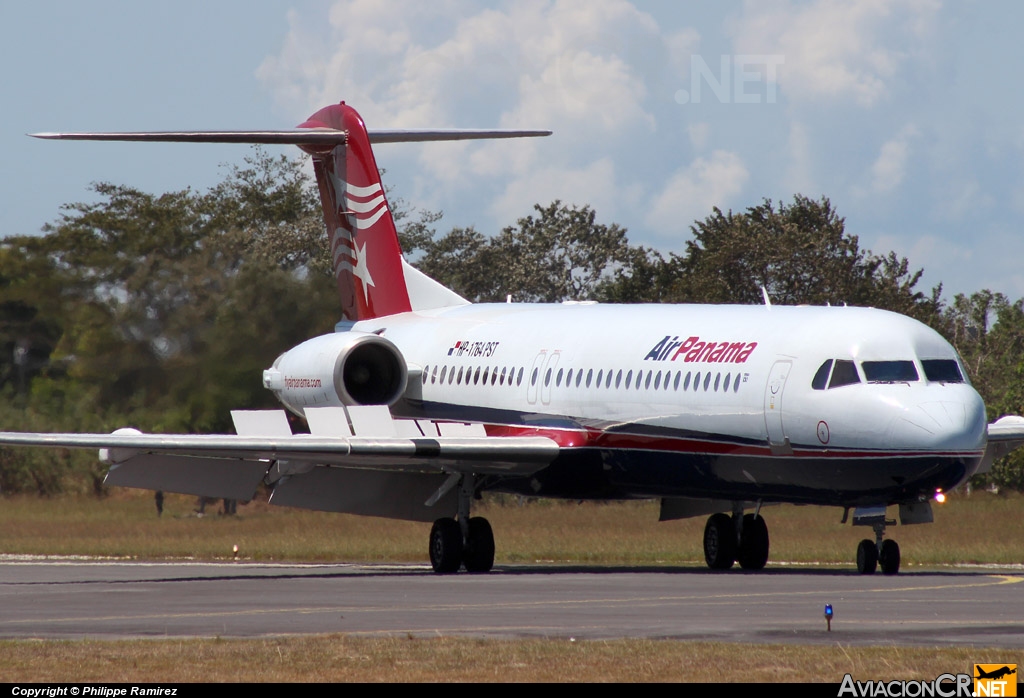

{"left": 353, "top": 239, "right": 375, "bottom": 303}
{"left": 327, "top": 170, "right": 384, "bottom": 305}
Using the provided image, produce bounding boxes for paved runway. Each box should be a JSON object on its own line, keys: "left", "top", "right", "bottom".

{"left": 1, "top": 559, "right": 1022, "bottom": 646}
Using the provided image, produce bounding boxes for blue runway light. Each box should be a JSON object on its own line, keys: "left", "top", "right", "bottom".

{"left": 824, "top": 604, "right": 834, "bottom": 631}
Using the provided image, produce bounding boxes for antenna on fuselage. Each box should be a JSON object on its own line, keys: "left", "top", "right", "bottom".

{"left": 760, "top": 286, "right": 772, "bottom": 309}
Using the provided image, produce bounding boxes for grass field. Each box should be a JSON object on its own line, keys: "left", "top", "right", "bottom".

{"left": 0, "top": 490, "right": 1021, "bottom": 682}
{"left": 1, "top": 489, "right": 1022, "bottom": 567}
{"left": 0, "top": 636, "right": 1003, "bottom": 682}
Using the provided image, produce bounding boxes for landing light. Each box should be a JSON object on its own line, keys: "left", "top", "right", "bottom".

{"left": 934, "top": 489, "right": 946, "bottom": 504}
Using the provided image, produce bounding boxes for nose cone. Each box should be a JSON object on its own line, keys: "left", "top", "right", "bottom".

{"left": 894, "top": 387, "right": 987, "bottom": 452}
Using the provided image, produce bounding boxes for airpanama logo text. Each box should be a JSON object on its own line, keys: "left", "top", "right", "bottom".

{"left": 838, "top": 673, "right": 975, "bottom": 697}
{"left": 448, "top": 340, "right": 500, "bottom": 358}
{"left": 644, "top": 335, "right": 757, "bottom": 364}
{"left": 284, "top": 377, "right": 323, "bottom": 389}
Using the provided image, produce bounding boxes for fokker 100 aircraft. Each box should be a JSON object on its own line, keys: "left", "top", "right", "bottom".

{"left": 5, "top": 101, "right": 1024, "bottom": 575}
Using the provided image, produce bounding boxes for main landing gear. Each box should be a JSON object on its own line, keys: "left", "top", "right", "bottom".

{"left": 429, "top": 516, "right": 495, "bottom": 573}
{"left": 703, "top": 508, "right": 770, "bottom": 571}
{"left": 856, "top": 522, "right": 900, "bottom": 575}
{"left": 428, "top": 474, "right": 495, "bottom": 574}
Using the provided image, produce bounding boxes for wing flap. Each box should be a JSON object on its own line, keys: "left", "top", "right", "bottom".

{"left": 106, "top": 454, "right": 270, "bottom": 501}
{"left": 269, "top": 468, "right": 457, "bottom": 522}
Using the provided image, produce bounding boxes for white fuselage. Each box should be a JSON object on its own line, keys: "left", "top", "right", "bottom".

{"left": 280, "top": 302, "right": 988, "bottom": 506}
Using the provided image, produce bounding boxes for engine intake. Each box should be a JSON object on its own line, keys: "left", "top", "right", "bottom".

{"left": 263, "top": 331, "right": 408, "bottom": 416}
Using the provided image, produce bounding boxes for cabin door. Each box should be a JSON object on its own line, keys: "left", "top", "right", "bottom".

{"left": 764, "top": 360, "right": 793, "bottom": 455}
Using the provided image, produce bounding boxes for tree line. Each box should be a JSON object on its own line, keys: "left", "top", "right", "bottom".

{"left": 2, "top": 150, "right": 1022, "bottom": 494}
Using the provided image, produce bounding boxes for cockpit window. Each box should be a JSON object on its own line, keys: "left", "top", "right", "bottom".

{"left": 922, "top": 359, "right": 964, "bottom": 383}
{"left": 812, "top": 360, "right": 832, "bottom": 390}
{"left": 828, "top": 360, "right": 861, "bottom": 388}
{"left": 862, "top": 360, "right": 918, "bottom": 383}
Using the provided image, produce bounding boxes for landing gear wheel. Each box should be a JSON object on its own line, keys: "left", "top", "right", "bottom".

{"left": 463, "top": 517, "right": 495, "bottom": 573}
{"left": 856, "top": 539, "right": 878, "bottom": 574}
{"left": 703, "top": 513, "right": 737, "bottom": 570}
{"left": 429, "top": 517, "right": 463, "bottom": 573}
{"left": 878, "top": 539, "right": 900, "bottom": 575}
{"left": 737, "top": 513, "right": 770, "bottom": 570}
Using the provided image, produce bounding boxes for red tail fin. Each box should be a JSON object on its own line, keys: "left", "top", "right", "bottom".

{"left": 298, "top": 103, "right": 411, "bottom": 321}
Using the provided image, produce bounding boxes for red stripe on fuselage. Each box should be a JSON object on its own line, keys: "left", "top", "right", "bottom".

{"left": 482, "top": 423, "right": 982, "bottom": 459}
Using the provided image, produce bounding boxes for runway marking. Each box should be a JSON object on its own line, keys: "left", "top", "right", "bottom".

{"left": 2, "top": 574, "right": 1019, "bottom": 629}
{"left": 0, "top": 606, "right": 354, "bottom": 626}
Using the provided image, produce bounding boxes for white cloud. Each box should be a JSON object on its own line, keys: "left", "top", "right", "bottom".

{"left": 646, "top": 150, "right": 749, "bottom": 234}
{"left": 871, "top": 232, "right": 971, "bottom": 277}
{"left": 489, "top": 157, "right": 632, "bottom": 226}
{"left": 687, "top": 122, "right": 711, "bottom": 150}
{"left": 893, "top": 226, "right": 1024, "bottom": 300}
{"left": 729, "top": 0, "right": 941, "bottom": 107}
{"left": 784, "top": 120, "right": 813, "bottom": 194}
{"left": 258, "top": 0, "right": 661, "bottom": 132}
{"left": 257, "top": 0, "right": 673, "bottom": 233}
{"left": 1011, "top": 180, "right": 1024, "bottom": 215}
{"left": 869, "top": 124, "right": 919, "bottom": 194}
{"left": 252, "top": 1, "right": 1017, "bottom": 302}
{"left": 933, "top": 178, "right": 995, "bottom": 221}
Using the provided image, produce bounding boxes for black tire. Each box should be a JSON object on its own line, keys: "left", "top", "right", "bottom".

{"left": 429, "top": 517, "right": 463, "bottom": 574}
{"left": 737, "top": 513, "right": 770, "bottom": 570}
{"left": 878, "top": 539, "right": 900, "bottom": 575}
{"left": 703, "top": 513, "right": 737, "bottom": 570}
{"left": 463, "top": 517, "right": 495, "bottom": 573}
{"left": 856, "top": 539, "right": 878, "bottom": 574}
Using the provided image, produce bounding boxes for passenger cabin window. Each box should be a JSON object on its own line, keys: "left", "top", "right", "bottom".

{"left": 922, "top": 359, "right": 965, "bottom": 383}
{"left": 862, "top": 360, "right": 918, "bottom": 383}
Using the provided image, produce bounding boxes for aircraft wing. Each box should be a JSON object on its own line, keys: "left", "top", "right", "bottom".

{"left": 981, "top": 415, "right": 1024, "bottom": 474}
{"left": 0, "top": 430, "right": 557, "bottom": 469}
{"left": 0, "top": 407, "right": 558, "bottom": 521}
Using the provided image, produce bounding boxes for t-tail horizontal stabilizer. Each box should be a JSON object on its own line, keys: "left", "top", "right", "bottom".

{"left": 33, "top": 102, "right": 551, "bottom": 322}
{"left": 31, "top": 129, "right": 551, "bottom": 145}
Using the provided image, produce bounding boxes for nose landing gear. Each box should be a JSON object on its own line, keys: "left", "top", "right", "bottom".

{"left": 855, "top": 520, "right": 900, "bottom": 575}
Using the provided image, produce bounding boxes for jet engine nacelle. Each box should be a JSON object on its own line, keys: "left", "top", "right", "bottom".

{"left": 262, "top": 331, "right": 408, "bottom": 416}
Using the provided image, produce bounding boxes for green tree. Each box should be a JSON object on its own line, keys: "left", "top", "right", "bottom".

{"left": 0, "top": 150, "right": 343, "bottom": 492}
{"left": 415, "top": 201, "right": 641, "bottom": 303}
{"left": 941, "top": 291, "right": 1024, "bottom": 490}
{"left": 676, "top": 196, "right": 941, "bottom": 323}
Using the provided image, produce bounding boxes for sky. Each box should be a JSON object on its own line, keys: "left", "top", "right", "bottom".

{"left": 3, "top": 0, "right": 1023, "bottom": 302}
